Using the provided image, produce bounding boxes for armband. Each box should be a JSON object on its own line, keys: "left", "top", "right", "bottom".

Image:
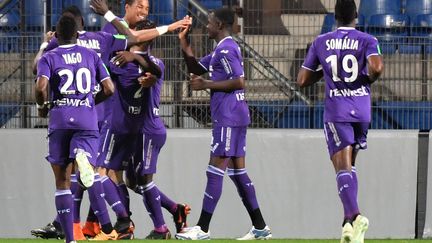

{"left": 156, "top": 25, "right": 169, "bottom": 36}
{"left": 39, "top": 42, "right": 48, "bottom": 51}
{"left": 104, "top": 11, "right": 117, "bottom": 23}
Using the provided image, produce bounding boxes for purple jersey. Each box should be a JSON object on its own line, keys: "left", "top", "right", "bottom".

{"left": 108, "top": 51, "right": 147, "bottom": 134}
{"left": 108, "top": 52, "right": 166, "bottom": 134}
{"left": 46, "top": 31, "right": 127, "bottom": 124}
{"left": 37, "top": 44, "right": 110, "bottom": 130}
{"left": 46, "top": 31, "right": 127, "bottom": 65}
{"left": 302, "top": 27, "right": 381, "bottom": 122}
{"left": 141, "top": 56, "right": 166, "bottom": 135}
{"left": 199, "top": 36, "right": 250, "bottom": 127}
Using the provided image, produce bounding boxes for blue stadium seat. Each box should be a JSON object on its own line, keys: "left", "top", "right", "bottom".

{"left": 400, "top": 14, "right": 432, "bottom": 53}
{"left": 366, "top": 14, "right": 409, "bottom": 54}
{"left": 359, "top": 0, "right": 402, "bottom": 23}
{"left": 405, "top": 0, "right": 432, "bottom": 23}
{"left": 149, "top": 0, "right": 175, "bottom": 25}
{"left": 373, "top": 101, "right": 432, "bottom": 129}
{"left": 200, "top": 0, "right": 223, "bottom": 11}
{"left": 320, "top": 13, "right": 336, "bottom": 34}
{"left": 0, "top": 9, "right": 20, "bottom": 52}
{"left": 51, "top": 0, "right": 102, "bottom": 30}
{"left": 24, "top": 0, "right": 44, "bottom": 31}
{"left": 0, "top": 104, "right": 20, "bottom": 127}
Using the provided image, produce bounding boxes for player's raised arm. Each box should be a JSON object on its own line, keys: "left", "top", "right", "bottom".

{"left": 91, "top": 0, "right": 190, "bottom": 45}
{"left": 178, "top": 20, "right": 207, "bottom": 75}
{"left": 32, "top": 31, "right": 55, "bottom": 75}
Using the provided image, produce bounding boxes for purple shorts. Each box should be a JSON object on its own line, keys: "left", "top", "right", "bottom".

{"left": 98, "top": 130, "right": 138, "bottom": 170}
{"left": 324, "top": 122, "right": 369, "bottom": 157}
{"left": 46, "top": 129, "right": 99, "bottom": 166}
{"left": 133, "top": 133, "right": 166, "bottom": 176}
{"left": 210, "top": 126, "right": 247, "bottom": 157}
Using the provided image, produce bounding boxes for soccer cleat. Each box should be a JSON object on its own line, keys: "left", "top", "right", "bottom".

{"left": 340, "top": 222, "right": 354, "bottom": 243}
{"left": 145, "top": 229, "right": 172, "bottom": 239}
{"left": 76, "top": 152, "right": 94, "bottom": 188}
{"left": 30, "top": 222, "right": 65, "bottom": 239}
{"left": 175, "top": 226, "right": 210, "bottom": 240}
{"left": 352, "top": 215, "right": 369, "bottom": 243}
{"left": 73, "top": 223, "right": 86, "bottom": 241}
{"left": 236, "top": 226, "right": 272, "bottom": 240}
{"left": 174, "top": 203, "right": 191, "bottom": 233}
{"left": 89, "top": 229, "right": 118, "bottom": 241}
{"left": 82, "top": 221, "right": 101, "bottom": 238}
{"left": 115, "top": 219, "right": 135, "bottom": 240}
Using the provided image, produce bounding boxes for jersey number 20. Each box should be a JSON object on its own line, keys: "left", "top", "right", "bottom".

{"left": 325, "top": 54, "right": 358, "bottom": 83}
{"left": 58, "top": 67, "right": 91, "bottom": 94}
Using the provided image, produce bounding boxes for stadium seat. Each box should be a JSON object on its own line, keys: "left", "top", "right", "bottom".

{"left": 400, "top": 14, "right": 432, "bottom": 53}
{"left": 374, "top": 101, "right": 432, "bottom": 129}
{"left": 0, "top": 9, "right": 20, "bottom": 52}
{"left": 320, "top": 13, "right": 336, "bottom": 34}
{"left": 200, "top": 0, "right": 223, "bottom": 11}
{"left": 366, "top": 14, "right": 409, "bottom": 54}
{"left": 24, "top": 0, "right": 44, "bottom": 31}
{"left": 149, "top": 0, "right": 193, "bottom": 25}
{"left": 51, "top": 0, "right": 102, "bottom": 30}
{"left": 405, "top": 0, "right": 432, "bottom": 23}
{"left": 359, "top": 0, "right": 402, "bottom": 23}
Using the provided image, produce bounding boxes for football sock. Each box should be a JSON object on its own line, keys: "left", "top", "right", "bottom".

{"left": 228, "top": 168, "right": 266, "bottom": 229}
{"left": 202, "top": 165, "right": 224, "bottom": 214}
{"left": 117, "top": 183, "right": 131, "bottom": 215}
{"left": 158, "top": 189, "right": 177, "bottom": 214}
{"left": 197, "top": 210, "right": 212, "bottom": 233}
{"left": 86, "top": 207, "right": 98, "bottom": 222}
{"left": 88, "top": 174, "right": 111, "bottom": 227}
{"left": 101, "top": 175, "right": 128, "bottom": 218}
{"left": 71, "top": 174, "right": 83, "bottom": 223}
{"left": 139, "top": 182, "right": 166, "bottom": 228}
{"left": 351, "top": 166, "right": 358, "bottom": 196}
{"left": 336, "top": 170, "right": 359, "bottom": 221}
{"left": 55, "top": 189, "right": 73, "bottom": 243}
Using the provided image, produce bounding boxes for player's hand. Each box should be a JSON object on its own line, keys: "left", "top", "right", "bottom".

{"left": 138, "top": 72, "right": 157, "bottom": 88}
{"left": 113, "top": 51, "right": 135, "bottom": 67}
{"left": 189, "top": 73, "right": 207, "bottom": 90}
{"left": 178, "top": 17, "right": 192, "bottom": 40}
{"left": 44, "top": 31, "right": 55, "bottom": 43}
{"left": 90, "top": 0, "right": 109, "bottom": 15}
{"left": 170, "top": 16, "right": 192, "bottom": 32}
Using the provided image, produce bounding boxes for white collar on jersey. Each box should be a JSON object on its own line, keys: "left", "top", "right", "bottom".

{"left": 216, "top": 36, "right": 233, "bottom": 47}
{"left": 78, "top": 30, "right": 86, "bottom": 34}
{"left": 58, "top": 44, "right": 77, "bottom": 48}
{"left": 337, "top": 27, "right": 356, "bottom": 30}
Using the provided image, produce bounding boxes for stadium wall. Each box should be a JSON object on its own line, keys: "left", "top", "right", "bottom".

{"left": 0, "top": 129, "right": 422, "bottom": 239}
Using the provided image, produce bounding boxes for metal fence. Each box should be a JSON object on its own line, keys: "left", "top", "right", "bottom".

{"left": 1, "top": 0, "right": 432, "bottom": 129}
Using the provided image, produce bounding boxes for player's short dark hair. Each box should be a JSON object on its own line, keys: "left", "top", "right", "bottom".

{"left": 125, "top": 0, "right": 137, "bottom": 5}
{"left": 135, "top": 19, "right": 156, "bottom": 31}
{"left": 56, "top": 15, "right": 77, "bottom": 41}
{"left": 335, "top": 0, "right": 357, "bottom": 25}
{"left": 211, "top": 8, "right": 235, "bottom": 27}
{"left": 62, "top": 5, "right": 82, "bottom": 18}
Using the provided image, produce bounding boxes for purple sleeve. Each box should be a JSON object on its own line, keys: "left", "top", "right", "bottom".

{"left": 95, "top": 54, "right": 111, "bottom": 83}
{"left": 366, "top": 36, "right": 381, "bottom": 58}
{"left": 101, "top": 31, "right": 127, "bottom": 53}
{"left": 302, "top": 41, "right": 320, "bottom": 71}
{"left": 45, "top": 38, "right": 59, "bottom": 52}
{"left": 199, "top": 53, "right": 212, "bottom": 71}
{"left": 37, "top": 55, "right": 51, "bottom": 79}
{"left": 219, "top": 47, "right": 244, "bottom": 79}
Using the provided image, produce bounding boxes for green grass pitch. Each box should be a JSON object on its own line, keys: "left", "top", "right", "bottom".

{"left": 2, "top": 240, "right": 432, "bottom": 243}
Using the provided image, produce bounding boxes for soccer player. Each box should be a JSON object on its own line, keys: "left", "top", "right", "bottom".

{"left": 35, "top": 14, "right": 115, "bottom": 243}
{"left": 296, "top": 0, "right": 384, "bottom": 242}
{"left": 175, "top": 8, "right": 272, "bottom": 240}
{"left": 91, "top": 0, "right": 192, "bottom": 235}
